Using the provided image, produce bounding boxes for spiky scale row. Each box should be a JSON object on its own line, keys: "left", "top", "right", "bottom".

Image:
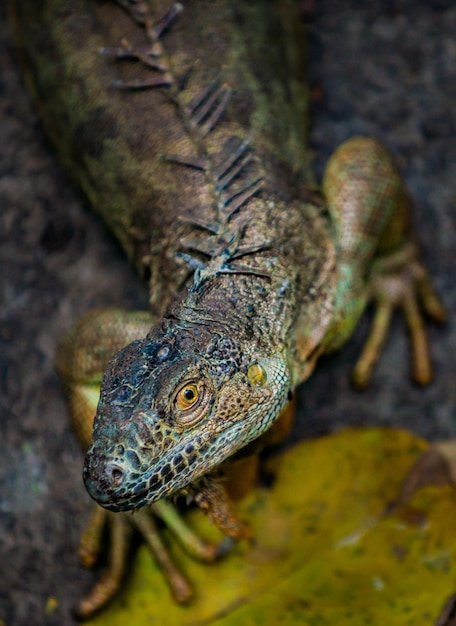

{"left": 107, "top": 0, "right": 267, "bottom": 284}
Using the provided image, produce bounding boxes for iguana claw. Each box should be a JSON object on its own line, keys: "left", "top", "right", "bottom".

{"left": 353, "top": 245, "right": 446, "bottom": 388}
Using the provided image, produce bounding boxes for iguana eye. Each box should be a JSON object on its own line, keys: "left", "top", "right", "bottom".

{"left": 175, "top": 383, "right": 199, "bottom": 410}
{"left": 173, "top": 381, "right": 210, "bottom": 427}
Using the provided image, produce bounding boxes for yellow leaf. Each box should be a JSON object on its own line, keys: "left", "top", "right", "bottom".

{"left": 87, "top": 428, "right": 456, "bottom": 625}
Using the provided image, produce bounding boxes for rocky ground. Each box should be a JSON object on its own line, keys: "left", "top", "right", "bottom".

{"left": 1, "top": 1, "right": 455, "bottom": 625}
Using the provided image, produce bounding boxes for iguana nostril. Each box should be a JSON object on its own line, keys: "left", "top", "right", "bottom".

{"left": 110, "top": 465, "right": 124, "bottom": 485}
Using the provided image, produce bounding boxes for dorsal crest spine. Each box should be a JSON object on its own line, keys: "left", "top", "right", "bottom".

{"left": 106, "top": 1, "right": 270, "bottom": 284}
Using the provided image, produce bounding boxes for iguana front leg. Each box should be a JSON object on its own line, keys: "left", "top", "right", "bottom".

{"left": 76, "top": 505, "right": 193, "bottom": 617}
{"left": 321, "top": 136, "right": 446, "bottom": 386}
{"left": 56, "top": 309, "right": 226, "bottom": 617}
{"left": 355, "top": 241, "right": 446, "bottom": 387}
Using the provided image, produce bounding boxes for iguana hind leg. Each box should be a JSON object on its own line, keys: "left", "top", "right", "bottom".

{"left": 322, "top": 136, "right": 445, "bottom": 386}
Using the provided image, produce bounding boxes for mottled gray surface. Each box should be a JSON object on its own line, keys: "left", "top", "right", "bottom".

{"left": 1, "top": 1, "right": 455, "bottom": 625}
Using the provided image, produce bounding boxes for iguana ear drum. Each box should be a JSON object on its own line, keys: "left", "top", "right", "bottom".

{"left": 247, "top": 363, "right": 267, "bottom": 387}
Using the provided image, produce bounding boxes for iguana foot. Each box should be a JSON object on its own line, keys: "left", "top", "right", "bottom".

{"left": 192, "top": 477, "right": 253, "bottom": 541}
{"left": 76, "top": 500, "right": 225, "bottom": 618}
{"left": 76, "top": 506, "right": 132, "bottom": 618}
{"left": 352, "top": 242, "right": 446, "bottom": 388}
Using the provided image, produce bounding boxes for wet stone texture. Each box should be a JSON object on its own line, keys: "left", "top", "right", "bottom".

{"left": 0, "top": 1, "right": 455, "bottom": 625}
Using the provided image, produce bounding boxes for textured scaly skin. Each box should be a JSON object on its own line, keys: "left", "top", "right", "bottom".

{"left": 8, "top": 0, "right": 445, "bottom": 615}
{"left": 9, "top": 0, "right": 330, "bottom": 500}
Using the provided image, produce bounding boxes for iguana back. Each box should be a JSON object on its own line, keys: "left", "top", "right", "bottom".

{"left": 10, "top": 0, "right": 317, "bottom": 319}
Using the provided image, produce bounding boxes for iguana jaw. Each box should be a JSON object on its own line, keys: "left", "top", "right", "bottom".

{"left": 83, "top": 410, "right": 264, "bottom": 511}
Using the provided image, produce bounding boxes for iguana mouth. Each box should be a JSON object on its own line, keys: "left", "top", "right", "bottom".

{"left": 83, "top": 430, "right": 225, "bottom": 511}
{"left": 83, "top": 400, "right": 278, "bottom": 511}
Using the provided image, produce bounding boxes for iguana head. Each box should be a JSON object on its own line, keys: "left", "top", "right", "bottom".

{"left": 83, "top": 318, "right": 290, "bottom": 511}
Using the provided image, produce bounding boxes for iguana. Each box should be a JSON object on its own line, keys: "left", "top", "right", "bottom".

{"left": 8, "top": 0, "right": 445, "bottom": 618}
